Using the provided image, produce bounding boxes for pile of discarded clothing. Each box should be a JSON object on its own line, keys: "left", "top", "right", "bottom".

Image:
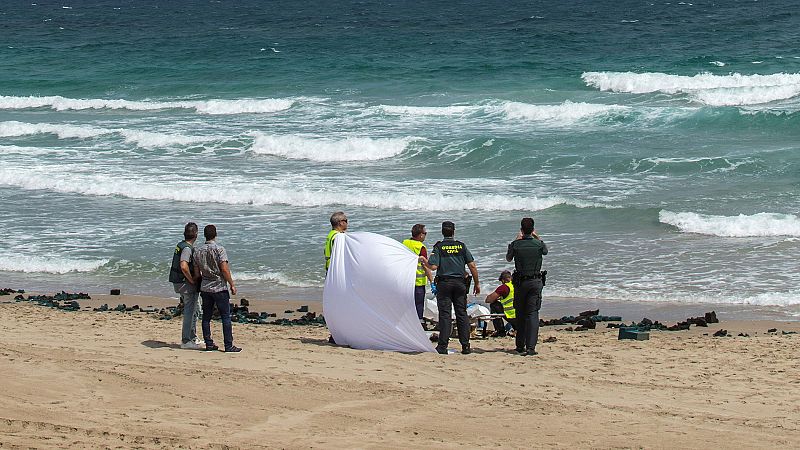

{"left": 607, "top": 311, "right": 718, "bottom": 331}
{"left": 540, "top": 309, "right": 623, "bottom": 331}
{"left": 14, "top": 291, "right": 91, "bottom": 311}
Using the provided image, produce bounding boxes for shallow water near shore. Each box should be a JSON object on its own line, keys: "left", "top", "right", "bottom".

{"left": 1, "top": 0, "right": 799, "bottom": 318}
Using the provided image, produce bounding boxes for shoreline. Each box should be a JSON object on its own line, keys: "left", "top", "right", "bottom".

{"left": 3, "top": 280, "right": 798, "bottom": 323}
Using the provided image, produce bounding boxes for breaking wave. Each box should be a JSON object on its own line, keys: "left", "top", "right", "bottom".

{"left": 235, "top": 271, "right": 318, "bottom": 288}
{"left": 378, "top": 104, "right": 477, "bottom": 116}
{"left": 0, "top": 166, "right": 600, "bottom": 211}
{"left": 0, "top": 95, "right": 295, "bottom": 114}
{"left": 659, "top": 210, "right": 800, "bottom": 237}
{"left": 0, "top": 121, "right": 220, "bottom": 148}
{"left": 0, "top": 121, "right": 110, "bottom": 139}
{"left": 249, "top": 133, "right": 416, "bottom": 161}
{"left": 500, "top": 100, "right": 629, "bottom": 122}
{"left": 582, "top": 71, "right": 800, "bottom": 106}
{"left": 0, "top": 255, "right": 109, "bottom": 274}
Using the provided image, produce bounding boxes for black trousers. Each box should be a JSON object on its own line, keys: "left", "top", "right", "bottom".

{"left": 490, "top": 301, "right": 518, "bottom": 335}
{"left": 436, "top": 278, "right": 469, "bottom": 349}
{"left": 512, "top": 278, "right": 543, "bottom": 351}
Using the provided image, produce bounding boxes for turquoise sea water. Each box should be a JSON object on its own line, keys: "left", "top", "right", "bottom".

{"left": 1, "top": 0, "right": 799, "bottom": 317}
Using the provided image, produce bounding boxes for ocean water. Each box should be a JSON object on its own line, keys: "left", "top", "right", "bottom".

{"left": 1, "top": 0, "right": 799, "bottom": 317}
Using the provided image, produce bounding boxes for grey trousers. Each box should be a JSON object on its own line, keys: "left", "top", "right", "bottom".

{"left": 180, "top": 291, "right": 200, "bottom": 344}
{"left": 513, "top": 279, "right": 543, "bottom": 352}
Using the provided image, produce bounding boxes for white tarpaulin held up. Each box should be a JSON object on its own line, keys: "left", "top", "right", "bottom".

{"left": 323, "top": 231, "right": 435, "bottom": 353}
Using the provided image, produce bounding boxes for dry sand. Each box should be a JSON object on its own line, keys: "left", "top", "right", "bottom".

{"left": 0, "top": 294, "right": 798, "bottom": 449}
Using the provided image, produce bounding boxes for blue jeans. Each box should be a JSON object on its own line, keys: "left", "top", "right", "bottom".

{"left": 200, "top": 290, "right": 233, "bottom": 350}
{"left": 180, "top": 291, "right": 200, "bottom": 344}
{"left": 414, "top": 285, "right": 426, "bottom": 320}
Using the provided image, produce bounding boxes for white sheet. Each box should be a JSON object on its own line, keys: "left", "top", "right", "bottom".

{"left": 323, "top": 231, "right": 435, "bottom": 353}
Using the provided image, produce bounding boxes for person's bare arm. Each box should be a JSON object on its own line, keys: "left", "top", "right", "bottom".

{"left": 192, "top": 264, "right": 200, "bottom": 283}
{"left": 485, "top": 291, "right": 499, "bottom": 303}
{"left": 180, "top": 261, "right": 195, "bottom": 285}
{"left": 467, "top": 261, "right": 480, "bottom": 295}
{"left": 219, "top": 261, "right": 237, "bottom": 295}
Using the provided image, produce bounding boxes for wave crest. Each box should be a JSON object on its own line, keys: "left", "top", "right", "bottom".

{"left": 0, "top": 95, "right": 294, "bottom": 114}
{"left": 0, "top": 121, "right": 110, "bottom": 139}
{"left": 249, "top": 133, "right": 415, "bottom": 161}
{"left": 0, "top": 255, "right": 109, "bottom": 274}
{"left": 582, "top": 71, "right": 800, "bottom": 106}
{"left": 0, "top": 166, "right": 600, "bottom": 212}
{"left": 659, "top": 210, "right": 800, "bottom": 237}
{"left": 501, "top": 100, "right": 629, "bottom": 122}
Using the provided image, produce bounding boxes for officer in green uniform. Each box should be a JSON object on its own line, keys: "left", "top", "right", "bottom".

{"left": 426, "top": 221, "right": 481, "bottom": 354}
{"left": 506, "top": 217, "right": 548, "bottom": 356}
{"left": 324, "top": 211, "right": 348, "bottom": 272}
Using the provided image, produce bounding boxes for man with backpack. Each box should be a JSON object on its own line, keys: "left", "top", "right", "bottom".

{"left": 169, "top": 222, "right": 202, "bottom": 349}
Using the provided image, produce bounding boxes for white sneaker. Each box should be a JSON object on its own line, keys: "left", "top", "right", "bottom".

{"left": 181, "top": 341, "right": 203, "bottom": 350}
{"left": 193, "top": 337, "right": 203, "bottom": 345}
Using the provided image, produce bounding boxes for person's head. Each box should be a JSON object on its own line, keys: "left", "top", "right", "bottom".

{"left": 411, "top": 223, "right": 427, "bottom": 241}
{"left": 330, "top": 211, "right": 348, "bottom": 231}
{"left": 204, "top": 224, "right": 217, "bottom": 241}
{"left": 520, "top": 217, "right": 535, "bottom": 236}
{"left": 183, "top": 222, "right": 198, "bottom": 241}
{"left": 499, "top": 270, "right": 512, "bottom": 283}
{"left": 441, "top": 221, "right": 455, "bottom": 238}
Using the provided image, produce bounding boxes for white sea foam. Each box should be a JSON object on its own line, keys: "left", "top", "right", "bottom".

{"left": 235, "top": 271, "right": 317, "bottom": 287}
{"left": 0, "top": 166, "right": 600, "bottom": 212}
{"left": 0, "top": 121, "right": 110, "bottom": 139}
{"left": 690, "top": 85, "right": 800, "bottom": 106}
{"left": 659, "top": 210, "right": 800, "bottom": 237}
{"left": 249, "top": 133, "right": 415, "bottom": 161}
{"left": 119, "top": 130, "right": 217, "bottom": 148}
{"left": 0, "top": 121, "right": 221, "bottom": 149}
{"left": 581, "top": 71, "right": 800, "bottom": 105}
{"left": 0, "top": 255, "right": 108, "bottom": 274}
{"left": 552, "top": 286, "right": 800, "bottom": 307}
{"left": 501, "top": 100, "right": 629, "bottom": 123}
{"left": 378, "top": 104, "right": 476, "bottom": 116}
{"left": 0, "top": 95, "right": 294, "bottom": 114}
{"left": 710, "top": 61, "right": 726, "bottom": 67}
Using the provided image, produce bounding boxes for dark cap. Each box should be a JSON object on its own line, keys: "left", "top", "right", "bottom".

{"left": 499, "top": 270, "right": 512, "bottom": 281}
{"left": 442, "top": 221, "right": 455, "bottom": 232}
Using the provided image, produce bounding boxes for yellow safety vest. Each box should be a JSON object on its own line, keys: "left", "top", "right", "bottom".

{"left": 324, "top": 230, "right": 339, "bottom": 270}
{"left": 402, "top": 239, "right": 428, "bottom": 287}
{"left": 499, "top": 281, "right": 516, "bottom": 319}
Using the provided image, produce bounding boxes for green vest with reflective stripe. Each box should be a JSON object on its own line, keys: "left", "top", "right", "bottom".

{"left": 499, "top": 281, "right": 516, "bottom": 319}
{"left": 324, "top": 230, "right": 339, "bottom": 270}
{"left": 402, "top": 239, "right": 428, "bottom": 287}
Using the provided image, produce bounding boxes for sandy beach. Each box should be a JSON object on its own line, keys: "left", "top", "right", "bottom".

{"left": 1, "top": 292, "right": 798, "bottom": 449}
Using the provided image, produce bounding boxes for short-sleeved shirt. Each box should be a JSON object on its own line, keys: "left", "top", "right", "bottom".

{"left": 494, "top": 283, "right": 510, "bottom": 299}
{"left": 428, "top": 237, "right": 474, "bottom": 278}
{"left": 192, "top": 240, "right": 230, "bottom": 293}
{"left": 506, "top": 236, "right": 548, "bottom": 276}
{"left": 173, "top": 245, "right": 196, "bottom": 294}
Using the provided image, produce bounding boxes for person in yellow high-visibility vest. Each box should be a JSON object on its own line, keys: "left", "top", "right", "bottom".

{"left": 402, "top": 224, "right": 434, "bottom": 321}
{"left": 484, "top": 270, "right": 518, "bottom": 337}
{"left": 324, "top": 211, "right": 348, "bottom": 273}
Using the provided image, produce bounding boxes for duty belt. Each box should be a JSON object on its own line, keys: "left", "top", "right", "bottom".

{"left": 438, "top": 275, "right": 465, "bottom": 281}
{"left": 518, "top": 273, "right": 541, "bottom": 280}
